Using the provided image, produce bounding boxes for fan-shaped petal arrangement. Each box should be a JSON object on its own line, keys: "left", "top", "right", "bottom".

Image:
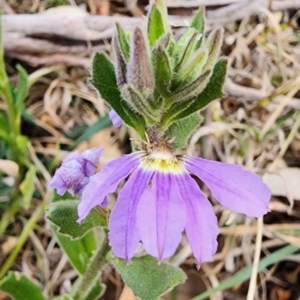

{"left": 75, "top": 149, "right": 270, "bottom": 265}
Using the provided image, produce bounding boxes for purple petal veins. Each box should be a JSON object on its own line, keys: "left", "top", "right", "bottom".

{"left": 49, "top": 148, "right": 103, "bottom": 196}
{"left": 77, "top": 152, "right": 142, "bottom": 223}
{"left": 175, "top": 171, "right": 219, "bottom": 266}
{"left": 184, "top": 156, "right": 271, "bottom": 217}
{"left": 136, "top": 172, "right": 186, "bottom": 261}
{"left": 109, "top": 110, "right": 123, "bottom": 128}
{"left": 109, "top": 166, "right": 153, "bottom": 261}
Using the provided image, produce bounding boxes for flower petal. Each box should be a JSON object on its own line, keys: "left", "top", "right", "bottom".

{"left": 175, "top": 172, "right": 218, "bottom": 266}
{"left": 81, "top": 148, "right": 103, "bottom": 176}
{"left": 77, "top": 152, "right": 141, "bottom": 223}
{"left": 136, "top": 172, "right": 186, "bottom": 261}
{"left": 184, "top": 156, "right": 271, "bottom": 217}
{"left": 109, "top": 110, "right": 123, "bottom": 128}
{"left": 109, "top": 167, "right": 153, "bottom": 261}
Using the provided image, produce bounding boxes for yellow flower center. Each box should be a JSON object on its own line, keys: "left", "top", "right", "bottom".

{"left": 142, "top": 151, "right": 184, "bottom": 174}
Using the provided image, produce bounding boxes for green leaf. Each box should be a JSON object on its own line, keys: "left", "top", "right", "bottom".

{"left": 92, "top": 52, "right": 145, "bottom": 137}
{"left": 53, "top": 230, "right": 97, "bottom": 274}
{"left": 69, "top": 115, "right": 111, "bottom": 150}
{"left": 148, "top": 5, "right": 165, "bottom": 48}
{"left": 167, "top": 69, "right": 211, "bottom": 105}
{"left": 162, "top": 58, "right": 227, "bottom": 124}
{"left": 109, "top": 255, "right": 186, "bottom": 300}
{"left": 165, "top": 113, "right": 202, "bottom": 149}
{"left": 190, "top": 8, "right": 205, "bottom": 48}
{"left": 14, "top": 65, "right": 29, "bottom": 115}
{"left": 0, "top": 112, "right": 10, "bottom": 141}
{"left": 0, "top": 272, "right": 45, "bottom": 300}
{"left": 152, "top": 46, "right": 172, "bottom": 97}
{"left": 192, "top": 244, "right": 299, "bottom": 300}
{"left": 51, "top": 190, "right": 79, "bottom": 203}
{"left": 46, "top": 200, "right": 107, "bottom": 240}
{"left": 201, "top": 28, "right": 223, "bottom": 73}
{"left": 116, "top": 23, "right": 130, "bottom": 60}
{"left": 85, "top": 281, "right": 106, "bottom": 300}
{"left": 191, "top": 8, "right": 205, "bottom": 34}
{"left": 173, "top": 29, "right": 198, "bottom": 71}
{"left": 19, "top": 165, "right": 36, "bottom": 209}
{"left": 121, "top": 84, "right": 158, "bottom": 124}
{"left": 153, "top": 0, "right": 170, "bottom": 33}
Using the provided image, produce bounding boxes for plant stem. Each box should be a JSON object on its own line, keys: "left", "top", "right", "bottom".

{"left": 0, "top": 201, "right": 45, "bottom": 280}
{"left": 73, "top": 233, "right": 109, "bottom": 300}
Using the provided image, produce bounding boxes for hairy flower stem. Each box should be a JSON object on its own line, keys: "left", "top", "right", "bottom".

{"left": 73, "top": 232, "right": 109, "bottom": 300}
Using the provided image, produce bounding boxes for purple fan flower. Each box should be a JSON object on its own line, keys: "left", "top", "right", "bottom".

{"left": 109, "top": 110, "right": 122, "bottom": 128}
{"left": 77, "top": 148, "right": 271, "bottom": 265}
{"left": 49, "top": 148, "right": 103, "bottom": 196}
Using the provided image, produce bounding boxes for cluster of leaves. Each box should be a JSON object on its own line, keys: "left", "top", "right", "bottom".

{"left": 92, "top": 1, "right": 227, "bottom": 148}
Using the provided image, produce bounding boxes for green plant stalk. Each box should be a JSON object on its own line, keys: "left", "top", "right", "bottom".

{"left": 0, "top": 68, "right": 20, "bottom": 137}
{"left": 0, "top": 201, "right": 45, "bottom": 280}
{"left": 73, "top": 234, "right": 109, "bottom": 300}
{"left": 0, "top": 200, "right": 19, "bottom": 236}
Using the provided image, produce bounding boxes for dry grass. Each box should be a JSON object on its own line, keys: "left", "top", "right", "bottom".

{"left": 1, "top": 0, "right": 300, "bottom": 299}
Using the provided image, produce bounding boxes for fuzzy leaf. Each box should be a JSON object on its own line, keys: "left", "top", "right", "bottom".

{"left": 167, "top": 69, "right": 211, "bottom": 105}
{"left": 127, "top": 28, "right": 154, "bottom": 97}
{"left": 46, "top": 200, "right": 106, "bottom": 240}
{"left": 116, "top": 23, "right": 130, "bottom": 60}
{"left": 176, "top": 49, "right": 207, "bottom": 85}
{"left": 162, "top": 58, "right": 227, "bottom": 125}
{"left": 152, "top": 46, "right": 172, "bottom": 97}
{"left": 0, "top": 272, "right": 45, "bottom": 300}
{"left": 113, "top": 34, "right": 127, "bottom": 86}
{"left": 190, "top": 8, "right": 205, "bottom": 48}
{"left": 85, "top": 281, "right": 106, "bottom": 300}
{"left": 92, "top": 52, "right": 145, "bottom": 137}
{"left": 155, "top": 0, "right": 170, "bottom": 33}
{"left": 121, "top": 84, "right": 158, "bottom": 124}
{"left": 191, "top": 8, "right": 205, "bottom": 33}
{"left": 165, "top": 113, "right": 202, "bottom": 149}
{"left": 109, "top": 255, "right": 186, "bottom": 300}
{"left": 53, "top": 230, "right": 96, "bottom": 274}
{"left": 148, "top": 5, "right": 165, "bottom": 48}
{"left": 174, "top": 29, "right": 199, "bottom": 72}
{"left": 202, "top": 28, "right": 223, "bottom": 72}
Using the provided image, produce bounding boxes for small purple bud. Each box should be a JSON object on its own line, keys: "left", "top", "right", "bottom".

{"left": 49, "top": 148, "right": 103, "bottom": 196}
{"left": 109, "top": 110, "right": 123, "bottom": 128}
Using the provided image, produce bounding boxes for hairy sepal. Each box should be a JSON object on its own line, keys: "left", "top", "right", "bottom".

{"left": 92, "top": 52, "right": 145, "bottom": 137}
{"left": 202, "top": 28, "right": 224, "bottom": 72}
{"left": 174, "top": 29, "right": 199, "bottom": 72}
{"left": 127, "top": 28, "right": 155, "bottom": 98}
{"left": 190, "top": 7, "right": 205, "bottom": 49}
{"left": 112, "top": 35, "right": 127, "bottom": 86}
{"left": 152, "top": 46, "right": 172, "bottom": 98}
{"left": 121, "top": 84, "right": 158, "bottom": 124}
{"left": 166, "top": 69, "right": 212, "bottom": 105}
{"left": 165, "top": 113, "right": 203, "bottom": 150}
{"left": 148, "top": 5, "right": 165, "bottom": 48}
{"left": 116, "top": 23, "right": 130, "bottom": 61}
{"left": 161, "top": 58, "right": 227, "bottom": 126}
{"left": 174, "top": 48, "right": 208, "bottom": 89}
